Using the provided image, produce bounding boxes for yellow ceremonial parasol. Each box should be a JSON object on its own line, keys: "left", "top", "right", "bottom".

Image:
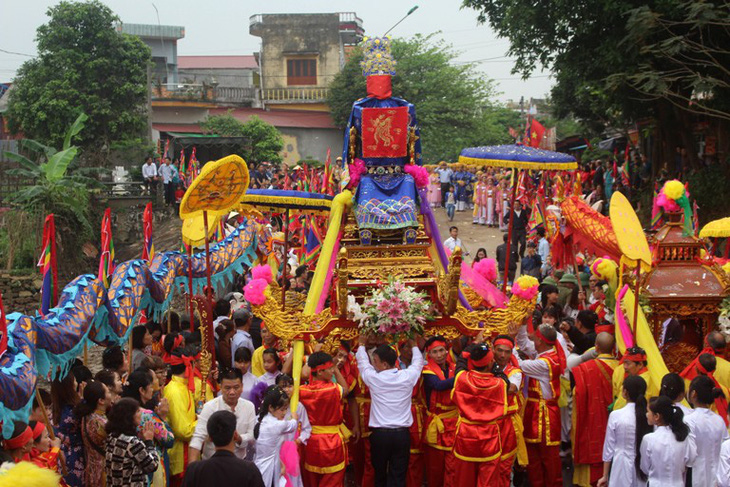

{"left": 182, "top": 213, "right": 221, "bottom": 248}
{"left": 178, "top": 154, "right": 251, "bottom": 379}
{"left": 609, "top": 191, "right": 652, "bottom": 335}
{"left": 179, "top": 154, "right": 250, "bottom": 219}
{"left": 699, "top": 217, "right": 730, "bottom": 238}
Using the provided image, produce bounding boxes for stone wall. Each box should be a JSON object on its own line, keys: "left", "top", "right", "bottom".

{"left": 0, "top": 272, "right": 43, "bottom": 315}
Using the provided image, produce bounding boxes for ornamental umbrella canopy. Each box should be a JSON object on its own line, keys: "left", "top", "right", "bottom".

{"left": 458, "top": 144, "right": 578, "bottom": 170}
{"left": 699, "top": 217, "right": 730, "bottom": 238}
{"left": 458, "top": 144, "right": 577, "bottom": 291}
{"left": 241, "top": 189, "right": 334, "bottom": 215}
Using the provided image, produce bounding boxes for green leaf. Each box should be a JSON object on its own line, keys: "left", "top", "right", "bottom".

{"left": 2, "top": 151, "right": 39, "bottom": 173}
{"left": 62, "top": 112, "right": 88, "bottom": 150}
{"left": 19, "top": 139, "right": 56, "bottom": 158}
{"left": 44, "top": 147, "right": 78, "bottom": 182}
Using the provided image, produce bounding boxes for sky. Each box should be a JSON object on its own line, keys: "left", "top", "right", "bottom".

{"left": 0, "top": 0, "right": 554, "bottom": 103}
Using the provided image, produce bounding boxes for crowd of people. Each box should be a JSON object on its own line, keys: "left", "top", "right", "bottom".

{"left": 4, "top": 151, "right": 728, "bottom": 487}
{"left": 3, "top": 272, "right": 730, "bottom": 487}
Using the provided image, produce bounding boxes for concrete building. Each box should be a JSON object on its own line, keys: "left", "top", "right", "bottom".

{"left": 250, "top": 12, "right": 363, "bottom": 112}
{"left": 178, "top": 56, "right": 260, "bottom": 106}
{"left": 118, "top": 23, "right": 185, "bottom": 85}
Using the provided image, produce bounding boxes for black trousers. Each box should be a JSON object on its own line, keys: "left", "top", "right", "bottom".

{"left": 369, "top": 427, "right": 410, "bottom": 487}
{"left": 164, "top": 182, "right": 175, "bottom": 205}
{"left": 440, "top": 182, "right": 450, "bottom": 206}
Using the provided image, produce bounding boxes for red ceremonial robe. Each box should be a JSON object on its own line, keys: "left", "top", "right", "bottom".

{"left": 451, "top": 369, "right": 512, "bottom": 487}
{"left": 299, "top": 379, "right": 349, "bottom": 485}
{"left": 572, "top": 354, "right": 618, "bottom": 484}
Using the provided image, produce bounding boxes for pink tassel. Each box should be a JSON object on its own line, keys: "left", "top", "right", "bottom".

{"left": 615, "top": 285, "right": 635, "bottom": 349}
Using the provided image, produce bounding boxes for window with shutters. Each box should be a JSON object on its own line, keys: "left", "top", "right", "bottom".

{"left": 287, "top": 59, "right": 317, "bottom": 86}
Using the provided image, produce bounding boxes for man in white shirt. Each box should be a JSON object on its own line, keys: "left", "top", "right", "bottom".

{"left": 189, "top": 368, "right": 256, "bottom": 462}
{"left": 230, "top": 309, "right": 255, "bottom": 368}
{"left": 443, "top": 226, "right": 469, "bottom": 256}
{"left": 142, "top": 157, "right": 158, "bottom": 194}
{"left": 356, "top": 334, "right": 424, "bottom": 487}
{"left": 157, "top": 156, "right": 178, "bottom": 206}
{"left": 436, "top": 162, "right": 453, "bottom": 207}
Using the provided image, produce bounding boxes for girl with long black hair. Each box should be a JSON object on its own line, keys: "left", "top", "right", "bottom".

{"left": 597, "top": 375, "right": 651, "bottom": 487}
{"left": 639, "top": 395, "right": 697, "bottom": 486}
{"left": 684, "top": 375, "right": 729, "bottom": 487}
{"left": 73, "top": 380, "right": 111, "bottom": 486}
{"left": 253, "top": 386, "right": 299, "bottom": 487}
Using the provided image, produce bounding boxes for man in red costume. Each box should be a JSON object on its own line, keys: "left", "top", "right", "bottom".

{"left": 397, "top": 340, "right": 428, "bottom": 487}
{"left": 335, "top": 341, "right": 361, "bottom": 467}
{"left": 681, "top": 353, "right": 729, "bottom": 424}
{"left": 299, "top": 351, "right": 352, "bottom": 487}
{"left": 351, "top": 335, "right": 379, "bottom": 487}
{"left": 513, "top": 323, "right": 566, "bottom": 487}
{"left": 452, "top": 342, "right": 513, "bottom": 487}
{"left": 571, "top": 332, "right": 618, "bottom": 486}
{"left": 493, "top": 334, "right": 527, "bottom": 479}
{"left": 422, "top": 335, "right": 457, "bottom": 487}
{"left": 681, "top": 330, "right": 730, "bottom": 390}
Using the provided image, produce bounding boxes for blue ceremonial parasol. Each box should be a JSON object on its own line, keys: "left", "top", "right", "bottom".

{"left": 458, "top": 144, "right": 577, "bottom": 291}
{"left": 458, "top": 144, "right": 577, "bottom": 170}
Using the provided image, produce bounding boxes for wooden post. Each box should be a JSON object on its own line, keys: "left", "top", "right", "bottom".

{"left": 502, "top": 169, "right": 520, "bottom": 293}
{"left": 187, "top": 243, "right": 195, "bottom": 332}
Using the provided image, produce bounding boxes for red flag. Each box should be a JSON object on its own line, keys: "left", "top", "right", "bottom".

{"left": 529, "top": 119, "right": 546, "bottom": 148}
{"left": 283, "top": 170, "right": 291, "bottom": 190}
{"left": 162, "top": 139, "right": 170, "bottom": 160}
{"left": 98, "top": 208, "right": 115, "bottom": 287}
{"left": 0, "top": 291, "right": 7, "bottom": 360}
{"left": 508, "top": 127, "right": 518, "bottom": 139}
{"left": 38, "top": 214, "right": 59, "bottom": 316}
{"left": 142, "top": 203, "right": 154, "bottom": 262}
{"left": 178, "top": 149, "right": 186, "bottom": 177}
{"left": 612, "top": 147, "right": 618, "bottom": 178}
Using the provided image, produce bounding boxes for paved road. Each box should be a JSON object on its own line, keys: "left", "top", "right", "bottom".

{"left": 430, "top": 203, "right": 506, "bottom": 264}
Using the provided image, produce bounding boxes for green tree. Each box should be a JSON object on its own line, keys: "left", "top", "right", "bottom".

{"left": 462, "top": 0, "right": 730, "bottom": 170}
{"left": 328, "top": 34, "right": 516, "bottom": 164}
{"left": 6, "top": 1, "right": 151, "bottom": 162}
{"left": 200, "top": 113, "right": 284, "bottom": 165}
{"left": 3, "top": 113, "right": 99, "bottom": 269}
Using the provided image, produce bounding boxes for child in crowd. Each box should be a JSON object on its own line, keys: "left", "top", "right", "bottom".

{"left": 253, "top": 386, "right": 299, "bottom": 487}
{"left": 640, "top": 395, "right": 696, "bottom": 487}
{"left": 234, "top": 347, "right": 261, "bottom": 402}
{"left": 259, "top": 348, "right": 283, "bottom": 386}
{"left": 27, "top": 421, "right": 64, "bottom": 479}
{"left": 276, "top": 374, "right": 311, "bottom": 487}
{"left": 445, "top": 186, "right": 456, "bottom": 221}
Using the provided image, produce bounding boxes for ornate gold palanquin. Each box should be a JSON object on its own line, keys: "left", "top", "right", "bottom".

{"left": 252, "top": 215, "right": 537, "bottom": 351}
{"left": 645, "top": 212, "right": 730, "bottom": 371}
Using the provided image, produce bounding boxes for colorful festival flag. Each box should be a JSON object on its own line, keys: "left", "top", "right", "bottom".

{"left": 529, "top": 118, "right": 546, "bottom": 148}
{"left": 178, "top": 149, "right": 186, "bottom": 178}
{"left": 187, "top": 147, "right": 198, "bottom": 186}
{"left": 142, "top": 203, "right": 154, "bottom": 262}
{"left": 98, "top": 208, "right": 115, "bottom": 287}
{"left": 301, "top": 217, "right": 323, "bottom": 266}
{"left": 621, "top": 145, "right": 631, "bottom": 187}
{"left": 37, "top": 214, "right": 58, "bottom": 316}
{"left": 527, "top": 195, "right": 546, "bottom": 238}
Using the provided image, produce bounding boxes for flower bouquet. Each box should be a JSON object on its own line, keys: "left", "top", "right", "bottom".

{"left": 353, "top": 277, "right": 433, "bottom": 337}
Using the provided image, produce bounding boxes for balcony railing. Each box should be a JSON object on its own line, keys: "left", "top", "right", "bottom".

{"left": 152, "top": 84, "right": 257, "bottom": 104}
{"left": 263, "top": 87, "right": 329, "bottom": 102}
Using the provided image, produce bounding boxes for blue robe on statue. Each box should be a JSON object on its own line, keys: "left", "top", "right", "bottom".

{"left": 341, "top": 96, "right": 423, "bottom": 231}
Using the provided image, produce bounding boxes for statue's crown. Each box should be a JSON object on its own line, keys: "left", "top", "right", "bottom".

{"left": 360, "top": 36, "right": 396, "bottom": 77}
